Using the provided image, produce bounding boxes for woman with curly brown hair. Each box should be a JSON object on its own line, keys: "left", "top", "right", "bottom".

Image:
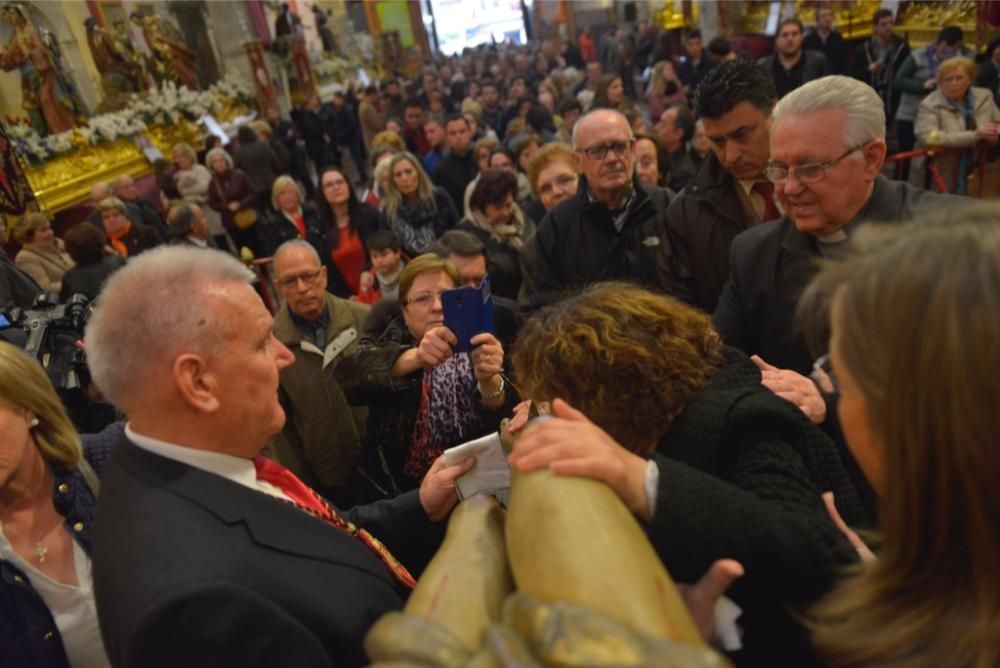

{"left": 509, "top": 282, "right": 870, "bottom": 666}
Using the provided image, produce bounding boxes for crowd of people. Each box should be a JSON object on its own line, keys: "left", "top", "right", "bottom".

{"left": 2, "top": 8, "right": 999, "bottom": 668}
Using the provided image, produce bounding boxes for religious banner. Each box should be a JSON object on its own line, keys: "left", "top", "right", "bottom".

{"left": 245, "top": 40, "right": 278, "bottom": 113}
{"left": 290, "top": 34, "right": 315, "bottom": 100}
{"left": 0, "top": 121, "right": 37, "bottom": 215}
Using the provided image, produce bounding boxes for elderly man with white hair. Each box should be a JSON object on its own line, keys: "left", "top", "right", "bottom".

{"left": 85, "top": 246, "right": 473, "bottom": 667}
{"left": 517, "top": 108, "right": 672, "bottom": 314}
{"left": 713, "top": 75, "right": 959, "bottom": 425}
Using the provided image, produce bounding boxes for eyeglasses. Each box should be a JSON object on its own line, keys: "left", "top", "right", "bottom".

{"left": 764, "top": 143, "right": 867, "bottom": 184}
{"left": 577, "top": 139, "right": 634, "bottom": 161}
{"left": 404, "top": 290, "right": 446, "bottom": 308}
{"left": 277, "top": 268, "right": 323, "bottom": 290}
{"left": 537, "top": 173, "right": 578, "bottom": 197}
{"left": 810, "top": 353, "right": 838, "bottom": 394}
{"left": 941, "top": 74, "right": 970, "bottom": 84}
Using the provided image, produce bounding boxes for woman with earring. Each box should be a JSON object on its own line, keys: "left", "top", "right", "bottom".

{"left": 0, "top": 341, "right": 122, "bottom": 668}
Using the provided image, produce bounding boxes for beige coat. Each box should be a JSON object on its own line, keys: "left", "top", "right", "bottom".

{"left": 915, "top": 86, "right": 1000, "bottom": 191}
{"left": 358, "top": 99, "right": 385, "bottom": 153}
{"left": 15, "top": 240, "right": 74, "bottom": 294}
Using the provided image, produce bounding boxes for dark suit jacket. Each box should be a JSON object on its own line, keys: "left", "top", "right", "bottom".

{"left": 93, "top": 438, "right": 441, "bottom": 668}
{"left": 712, "top": 176, "right": 957, "bottom": 374}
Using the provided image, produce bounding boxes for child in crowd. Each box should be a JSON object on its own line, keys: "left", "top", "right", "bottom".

{"left": 357, "top": 229, "right": 406, "bottom": 304}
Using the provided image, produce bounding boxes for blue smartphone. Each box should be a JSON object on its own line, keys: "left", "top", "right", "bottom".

{"left": 441, "top": 276, "right": 494, "bottom": 353}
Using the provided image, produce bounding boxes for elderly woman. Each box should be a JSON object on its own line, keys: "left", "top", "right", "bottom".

{"left": 487, "top": 148, "right": 536, "bottom": 208}
{"left": 509, "top": 282, "right": 869, "bottom": 666}
{"left": 381, "top": 152, "right": 459, "bottom": 258}
{"left": 527, "top": 142, "right": 580, "bottom": 212}
{"left": 205, "top": 147, "right": 264, "bottom": 258}
{"left": 457, "top": 169, "right": 535, "bottom": 300}
{"left": 915, "top": 56, "right": 1000, "bottom": 193}
{"left": 262, "top": 175, "right": 315, "bottom": 256}
{"left": 352, "top": 254, "right": 513, "bottom": 496}
{"left": 60, "top": 223, "right": 124, "bottom": 301}
{"left": 0, "top": 341, "right": 123, "bottom": 668}
{"left": 97, "top": 197, "right": 161, "bottom": 259}
{"left": 634, "top": 133, "right": 671, "bottom": 189}
{"left": 311, "top": 167, "right": 383, "bottom": 297}
{"left": 13, "top": 213, "right": 73, "bottom": 293}
{"left": 805, "top": 207, "right": 1000, "bottom": 666}
{"left": 171, "top": 143, "right": 226, "bottom": 248}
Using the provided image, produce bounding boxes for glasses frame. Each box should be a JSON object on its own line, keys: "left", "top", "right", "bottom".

{"left": 576, "top": 138, "right": 635, "bottom": 162}
{"left": 764, "top": 142, "right": 868, "bottom": 185}
{"left": 403, "top": 290, "right": 446, "bottom": 309}
{"left": 277, "top": 268, "right": 324, "bottom": 290}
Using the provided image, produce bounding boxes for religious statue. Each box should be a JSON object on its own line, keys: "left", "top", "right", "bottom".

{"left": 0, "top": 2, "right": 78, "bottom": 136}
{"left": 84, "top": 17, "right": 145, "bottom": 95}
{"left": 130, "top": 11, "right": 198, "bottom": 91}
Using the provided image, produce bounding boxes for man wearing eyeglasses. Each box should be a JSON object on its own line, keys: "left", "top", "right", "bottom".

{"left": 517, "top": 108, "right": 671, "bottom": 314}
{"left": 270, "top": 240, "right": 398, "bottom": 507}
{"left": 713, "top": 76, "right": 957, "bottom": 427}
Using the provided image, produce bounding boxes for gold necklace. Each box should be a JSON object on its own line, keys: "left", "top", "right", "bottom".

{"left": 34, "top": 540, "right": 48, "bottom": 563}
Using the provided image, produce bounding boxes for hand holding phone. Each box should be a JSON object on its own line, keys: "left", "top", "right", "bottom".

{"left": 441, "top": 277, "right": 495, "bottom": 353}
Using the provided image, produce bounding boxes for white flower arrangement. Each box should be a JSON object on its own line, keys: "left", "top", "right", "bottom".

{"left": 10, "top": 73, "right": 256, "bottom": 165}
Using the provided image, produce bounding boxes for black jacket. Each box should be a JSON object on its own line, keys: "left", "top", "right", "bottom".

{"left": 455, "top": 218, "right": 529, "bottom": 301}
{"left": 306, "top": 203, "right": 383, "bottom": 298}
{"left": 118, "top": 222, "right": 163, "bottom": 259}
{"left": 234, "top": 141, "right": 282, "bottom": 195}
{"left": 60, "top": 255, "right": 125, "bottom": 302}
{"left": 93, "top": 438, "right": 443, "bottom": 668}
{"left": 657, "top": 153, "right": 756, "bottom": 314}
{"left": 648, "top": 347, "right": 868, "bottom": 667}
{"left": 0, "top": 249, "right": 42, "bottom": 309}
{"left": 850, "top": 35, "right": 910, "bottom": 119}
{"left": 713, "top": 176, "right": 958, "bottom": 375}
{"left": 802, "top": 29, "right": 847, "bottom": 74}
{"left": 262, "top": 204, "right": 318, "bottom": 257}
{"left": 757, "top": 50, "right": 831, "bottom": 98}
{"left": 517, "top": 175, "right": 672, "bottom": 315}
{"left": 123, "top": 197, "right": 169, "bottom": 241}
{"left": 432, "top": 149, "right": 477, "bottom": 212}
{"left": 667, "top": 146, "right": 700, "bottom": 194}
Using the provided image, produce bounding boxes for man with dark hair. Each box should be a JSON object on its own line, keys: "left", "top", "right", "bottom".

{"left": 851, "top": 9, "right": 909, "bottom": 134}
{"left": 556, "top": 96, "right": 583, "bottom": 144}
{"left": 358, "top": 84, "right": 385, "bottom": 153}
{"left": 892, "top": 25, "right": 972, "bottom": 160}
{"left": 757, "top": 18, "right": 830, "bottom": 98}
{"left": 479, "top": 80, "right": 504, "bottom": 135}
{"left": 706, "top": 36, "right": 736, "bottom": 65}
{"left": 432, "top": 114, "right": 476, "bottom": 208}
{"left": 657, "top": 58, "right": 778, "bottom": 313}
{"left": 382, "top": 79, "right": 405, "bottom": 121}
{"left": 803, "top": 5, "right": 847, "bottom": 74}
{"left": 676, "top": 29, "right": 714, "bottom": 92}
{"left": 166, "top": 203, "right": 213, "bottom": 248}
{"left": 499, "top": 76, "right": 529, "bottom": 140}
{"left": 655, "top": 103, "right": 698, "bottom": 192}
{"left": 401, "top": 98, "right": 430, "bottom": 155}
{"left": 421, "top": 114, "right": 447, "bottom": 175}
{"left": 328, "top": 89, "right": 367, "bottom": 183}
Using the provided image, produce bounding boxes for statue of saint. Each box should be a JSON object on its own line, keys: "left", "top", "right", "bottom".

{"left": 130, "top": 11, "right": 198, "bottom": 91}
{"left": 0, "top": 2, "right": 78, "bottom": 136}
{"left": 84, "top": 17, "right": 145, "bottom": 94}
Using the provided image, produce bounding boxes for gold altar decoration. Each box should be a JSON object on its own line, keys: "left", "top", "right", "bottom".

{"left": 21, "top": 119, "right": 203, "bottom": 214}
{"left": 893, "top": 1, "right": 982, "bottom": 49}
{"left": 654, "top": 0, "right": 700, "bottom": 31}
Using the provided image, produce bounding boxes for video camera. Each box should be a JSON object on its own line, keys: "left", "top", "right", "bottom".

{"left": 1, "top": 293, "right": 108, "bottom": 430}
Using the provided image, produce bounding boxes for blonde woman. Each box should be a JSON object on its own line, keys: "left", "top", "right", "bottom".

{"left": 0, "top": 341, "right": 122, "bottom": 668}
{"left": 381, "top": 152, "right": 459, "bottom": 258}
{"left": 806, "top": 205, "right": 1000, "bottom": 667}
{"left": 13, "top": 213, "right": 73, "bottom": 293}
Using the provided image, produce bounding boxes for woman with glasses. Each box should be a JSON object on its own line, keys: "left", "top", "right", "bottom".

{"left": 805, "top": 205, "right": 1000, "bottom": 667}
{"left": 526, "top": 142, "right": 579, "bottom": 212}
{"left": 507, "top": 282, "right": 870, "bottom": 666}
{"left": 310, "top": 167, "right": 383, "bottom": 298}
{"left": 381, "top": 152, "right": 460, "bottom": 259}
{"left": 354, "top": 254, "right": 514, "bottom": 497}
{"left": 914, "top": 56, "right": 1000, "bottom": 194}
{"left": 457, "top": 169, "right": 535, "bottom": 300}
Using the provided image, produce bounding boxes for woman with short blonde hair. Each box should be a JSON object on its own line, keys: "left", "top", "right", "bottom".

{"left": 13, "top": 212, "right": 73, "bottom": 293}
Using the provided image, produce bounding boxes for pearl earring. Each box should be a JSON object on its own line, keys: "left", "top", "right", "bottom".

{"left": 29, "top": 418, "right": 39, "bottom": 427}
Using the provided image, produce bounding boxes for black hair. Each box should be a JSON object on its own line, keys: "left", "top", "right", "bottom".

{"left": 668, "top": 102, "right": 695, "bottom": 142}
{"left": 237, "top": 125, "right": 257, "bottom": 144}
{"left": 525, "top": 105, "right": 553, "bottom": 133}
{"left": 469, "top": 168, "right": 518, "bottom": 212}
{"left": 872, "top": 8, "right": 893, "bottom": 24}
{"left": 430, "top": 229, "right": 486, "bottom": 259}
{"left": 777, "top": 18, "right": 804, "bottom": 34}
{"left": 686, "top": 29, "right": 702, "bottom": 41}
{"left": 315, "top": 166, "right": 365, "bottom": 249}
{"left": 404, "top": 96, "right": 424, "bottom": 111}
{"left": 694, "top": 57, "right": 777, "bottom": 119}
{"left": 707, "top": 36, "right": 732, "bottom": 57}
{"left": 168, "top": 204, "right": 196, "bottom": 240}
{"left": 64, "top": 223, "right": 107, "bottom": 265}
{"left": 557, "top": 96, "right": 583, "bottom": 116}
{"left": 367, "top": 228, "right": 401, "bottom": 253}
{"left": 489, "top": 147, "right": 516, "bottom": 166}
{"left": 363, "top": 85, "right": 377, "bottom": 95}
{"left": 444, "top": 112, "right": 469, "bottom": 130}
{"left": 937, "top": 26, "right": 963, "bottom": 47}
